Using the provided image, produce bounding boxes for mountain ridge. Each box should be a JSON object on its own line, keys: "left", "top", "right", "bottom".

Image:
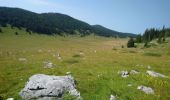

{"left": 0, "top": 7, "right": 136, "bottom": 37}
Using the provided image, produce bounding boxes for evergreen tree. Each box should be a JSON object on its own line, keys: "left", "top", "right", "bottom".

{"left": 127, "top": 37, "right": 135, "bottom": 48}
{"left": 15, "top": 32, "right": 18, "bottom": 35}
{"left": 0, "top": 28, "right": 2, "bottom": 33}
{"left": 136, "top": 34, "right": 142, "bottom": 43}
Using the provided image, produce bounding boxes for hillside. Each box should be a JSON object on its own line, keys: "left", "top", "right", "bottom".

{"left": 0, "top": 26, "right": 170, "bottom": 99}
{"left": 0, "top": 7, "right": 136, "bottom": 37}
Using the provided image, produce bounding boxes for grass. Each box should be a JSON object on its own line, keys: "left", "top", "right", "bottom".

{"left": 143, "top": 52, "right": 162, "bottom": 57}
{"left": 0, "top": 26, "right": 170, "bottom": 100}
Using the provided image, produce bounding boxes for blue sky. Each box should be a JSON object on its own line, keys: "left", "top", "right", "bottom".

{"left": 0, "top": 0, "right": 170, "bottom": 34}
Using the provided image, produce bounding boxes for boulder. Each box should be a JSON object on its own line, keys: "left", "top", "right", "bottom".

{"left": 19, "top": 74, "right": 81, "bottom": 100}
{"left": 147, "top": 70, "right": 167, "bottom": 78}
{"left": 137, "top": 85, "right": 154, "bottom": 94}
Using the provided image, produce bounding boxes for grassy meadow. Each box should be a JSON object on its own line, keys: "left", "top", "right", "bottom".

{"left": 0, "top": 26, "right": 170, "bottom": 100}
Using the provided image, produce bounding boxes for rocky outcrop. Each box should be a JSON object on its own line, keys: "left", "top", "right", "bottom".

{"left": 19, "top": 74, "right": 81, "bottom": 100}
{"left": 137, "top": 85, "right": 154, "bottom": 94}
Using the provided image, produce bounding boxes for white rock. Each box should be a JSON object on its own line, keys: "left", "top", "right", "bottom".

{"left": 19, "top": 74, "right": 81, "bottom": 100}
{"left": 118, "top": 71, "right": 129, "bottom": 78}
{"left": 58, "top": 57, "right": 62, "bottom": 60}
{"left": 79, "top": 52, "right": 84, "bottom": 55}
{"left": 7, "top": 98, "right": 14, "bottom": 100}
{"left": 130, "top": 70, "right": 139, "bottom": 75}
{"left": 147, "top": 70, "right": 167, "bottom": 78}
{"left": 109, "top": 94, "right": 116, "bottom": 100}
{"left": 18, "top": 58, "right": 27, "bottom": 62}
{"left": 137, "top": 85, "right": 154, "bottom": 94}
{"left": 66, "top": 71, "right": 71, "bottom": 75}
{"left": 127, "top": 84, "right": 132, "bottom": 87}
{"left": 147, "top": 66, "right": 151, "bottom": 69}
{"left": 44, "top": 61, "right": 53, "bottom": 68}
{"left": 38, "top": 49, "right": 42, "bottom": 53}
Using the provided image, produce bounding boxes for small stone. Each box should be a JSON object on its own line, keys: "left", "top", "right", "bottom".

{"left": 66, "top": 71, "right": 71, "bottom": 75}
{"left": 58, "top": 57, "right": 62, "bottom": 60}
{"left": 38, "top": 49, "right": 42, "bottom": 53}
{"left": 147, "top": 66, "right": 151, "bottom": 69}
{"left": 147, "top": 70, "right": 167, "bottom": 78}
{"left": 7, "top": 98, "right": 14, "bottom": 100}
{"left": 130, "top": 70, "right": 139, "bottom": 75}
{"left": 118, "top": 71, "right": 129, "bottom": 78}
{"left": 18, "top": 58, "right": 27, "bottom": 62}
{"left": 137, "top": 85, "right": 154, "bottom": 94}
{"left": 127, "top": 84, "right": 132, "bottom": 87}
{"left": 79, "top": 52, "right": 84, "bottom": 55}
{"left": 109, "top": 94, "right": 116, "bottom": 100}
{"left": 44, "top": 61, "right": 53, "bottom": 68}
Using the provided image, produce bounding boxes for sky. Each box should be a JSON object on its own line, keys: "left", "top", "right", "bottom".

{"left": 0, "top": 0, "right": 170, "bottom": 34}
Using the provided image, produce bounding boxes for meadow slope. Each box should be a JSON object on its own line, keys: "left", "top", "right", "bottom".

{"left": 0, "top": 26, "right": 170, "bottom": 100}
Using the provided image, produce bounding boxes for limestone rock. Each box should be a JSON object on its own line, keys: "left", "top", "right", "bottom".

{"left": 119, "top": 71, "right": 129, "bottom": 78}
{"left": 130, "top": 70, "right": 139, "bottom": 75}
{"left": 18, "top": 58, "right": 27, "bottom": 62}
{"left": 19, "top": 74, "right": 81, "bottom": 100}
{"left": 109, "top": 94, "right": 116, "bottom": 100}
{"left": 44, "top": 61, "right": 53, "bottom": 68}
{"left": 137, "top": 85, "right": 154, "bottom": 94}
{"left": 7, "top": 98, "right": 14, "bottom": 100}
{"left": 147, "top": 70, "right": 167, "bottom": 78}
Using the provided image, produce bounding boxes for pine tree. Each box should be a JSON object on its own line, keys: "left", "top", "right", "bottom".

{"left": 127, "top": 37, "right": 135, "bottom": 48}
{"left": 136, "top": 34, "right": 142, "bottom": 43}
{"left": 15, "top": 32, "right": 18, "bottom": 35}
{"left": 0, "top": 28, "right": 2, "bottom": 33}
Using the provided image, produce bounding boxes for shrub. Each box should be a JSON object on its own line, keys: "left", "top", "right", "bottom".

{"left": 127, "top": 37, "right": 135, "bottom": 48}
{"left": 72, "top": 54, "right": 81, "bottom": 58}
{"left": 62, "top": 59, "right": 79, "bottom": 64}
{"left": 0, "top": 28, "right": 2, "bottom": 33}
{"left": 15, "top": 32, "right": 19, "bottom": 35}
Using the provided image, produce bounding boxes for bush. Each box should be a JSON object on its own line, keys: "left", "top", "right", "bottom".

{"left": 15, "top": 32, "right": 19, "bottom": 35}
{"left": 127, "top": 37, "right": 135, "bottom": 48}
{"left": 62, "top": 59, "right": 79, "bottom": 64}
{"left": 1, "top": 23, "right": 7, "bottom": 27}
{"left": 72, "top": 54, "right": 82, "bottom": 58}
{"left": 0, "top": 28, "right": 2, "bottom": 33}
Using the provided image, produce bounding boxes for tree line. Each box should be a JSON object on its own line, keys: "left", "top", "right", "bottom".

{"left": 136, "top": 26, "right": 170, "bottom": 43}
{"left": 127, "top": 26, "right": 170, "bottom": 48}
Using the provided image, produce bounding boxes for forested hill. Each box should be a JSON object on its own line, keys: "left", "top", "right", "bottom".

{"left": 0, "top": 7, "right": 136, "bottom": 37}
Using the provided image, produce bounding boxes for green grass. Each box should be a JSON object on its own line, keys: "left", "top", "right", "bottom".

{"left": 0, "top": 26, "right": 170, "bottom": 100}
{"left": 143, "top": 52, "right": 162, "bottom": 57}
